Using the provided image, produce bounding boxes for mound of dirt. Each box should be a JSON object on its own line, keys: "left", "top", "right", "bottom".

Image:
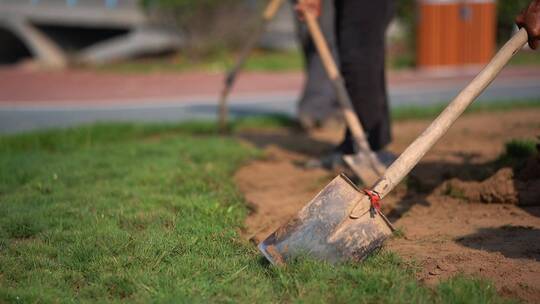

{"left": 441, "top": 154, "right": 540, "bottom": 205}
{"left": 237, "top": 109, "right": 540, "bottom": 303}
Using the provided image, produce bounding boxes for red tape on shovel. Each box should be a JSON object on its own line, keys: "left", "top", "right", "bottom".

{"left": 363, "top": 189, "right": 382, "bottom": 211}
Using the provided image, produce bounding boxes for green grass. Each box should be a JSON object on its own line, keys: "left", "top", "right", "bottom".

{"left": 504, "top": 139, "right": 537, "bottom": 159}
{"left": 391, "top": 98, "right": 540, "bottom": 121}
{"left": 0, "top": 120, "right": 512, "bottom": 303}
{"left": 91, "top": 50, "right": 303, "bottom": 74}
{"left": 386, "top": 49, "right": 540, "bottom": 70}
{"left": 496, "top": 139, "right": 538, "bottom": 169}
{"left": 87, "top": 49, "right": 415, "bottom": 74}
{"left": 241, "top": 50, "right": 303, "bottom": 72}
{"left": 88, "top": 46, "right": 539, "bottom": 75}
{"left": 509, "top": 51, "right": 540, "bottom": 66}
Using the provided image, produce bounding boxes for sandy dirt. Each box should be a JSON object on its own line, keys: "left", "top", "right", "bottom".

{"left": 236, "top": 109, "right": 540, "bottom": 303}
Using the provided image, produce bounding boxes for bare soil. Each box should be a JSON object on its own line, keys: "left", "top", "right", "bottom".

{"left": 236, "top": 109, "right": 540, "bottom": 303}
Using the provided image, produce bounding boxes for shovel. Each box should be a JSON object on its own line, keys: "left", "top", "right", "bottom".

{"left": 218, "top": 0, "right": 285, "bottom": 132}
{"left": 302, "top": 9, "right": 386, "bottom": 186}
{"left": 259, "top": 28, "right": 530, "bottom": 265}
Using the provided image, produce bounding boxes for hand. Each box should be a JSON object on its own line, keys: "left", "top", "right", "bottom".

{"left": 516, "top": 0, "right": 540, "bottom": 49}
{"left": 295, "top": 0, "right": 321, "bottom": 21}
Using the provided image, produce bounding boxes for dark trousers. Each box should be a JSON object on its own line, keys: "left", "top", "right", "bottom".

{"left": 335, "top": 0, "right": 394, "bottom": 152}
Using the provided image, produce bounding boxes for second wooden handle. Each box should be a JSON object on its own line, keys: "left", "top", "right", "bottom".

{"left": 263, "top": 0, "right": 285, "bottom": 20}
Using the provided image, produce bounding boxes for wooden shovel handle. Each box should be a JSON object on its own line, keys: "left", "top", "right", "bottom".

{"left": 303, "top": 12, "right": 339, "bottom": 79}
{"left": 350, "top": 28, "right": 529, "bottom": 218}
{"left": 303, "top": 11, "right": 372, "bottom": 153}
{"left": 225, "top": 0, "right": 284, "bottom": 84}
{"left": 218, "top": 0, "right": 285, "bottom": 132}
{"left": 263, "top": 0, "right": 285, "bottom": 21}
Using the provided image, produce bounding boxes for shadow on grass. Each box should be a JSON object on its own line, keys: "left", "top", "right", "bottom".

{"left": 238, "top": 130, "right": 333, "bottom": 159}
{"left": 0, "top": 113, "right": 299, "bottom": 153}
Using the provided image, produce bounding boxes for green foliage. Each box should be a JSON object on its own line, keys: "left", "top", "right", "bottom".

{"left": 387, "top": 0, "right": 418, "bottom": 69}
{"left": 497, "top": 0, "right": 530, "bottom": 44}
{"left": 141, "top": 0, "right": 258, "bottom": 56}
{"left": 395, "top": 0, "right": 417, "bottom": 51}
{"left": 0, "top": 120, "right": 514, "bottom": 302}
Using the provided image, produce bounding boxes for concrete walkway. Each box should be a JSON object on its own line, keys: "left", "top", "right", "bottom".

{"left": 1, "top": 66, "right": 539, "bottom": 134}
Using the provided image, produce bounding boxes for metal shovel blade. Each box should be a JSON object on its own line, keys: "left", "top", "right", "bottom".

{"left": 258, "top": 174, "right": 394, "bottom": 265}
{"left": 343, "top": 152, "right": 386, "bottom": 187}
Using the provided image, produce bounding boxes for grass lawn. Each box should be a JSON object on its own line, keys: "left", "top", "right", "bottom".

{"left": 0, "top": 118, "right": 512, "bottom": 303}
{"left": 391, "top": 98, "right": 540, "bottom": 121}
{"left": 88, "top": 47, "right": 539, "bottom": 75}
{"left": 509, "top": 50, "right": 540, "bottom": 66}
{"left": 91, "top": 50, "right": 304, "bottom": 74}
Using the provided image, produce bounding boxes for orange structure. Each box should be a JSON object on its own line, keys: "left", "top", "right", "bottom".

{"left": 417, "top": 0, "right": 496, "bottom": 68}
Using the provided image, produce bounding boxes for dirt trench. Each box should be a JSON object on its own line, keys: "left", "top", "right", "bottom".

{"left": 235, "top": 109, "right": 540, "bottom": 303}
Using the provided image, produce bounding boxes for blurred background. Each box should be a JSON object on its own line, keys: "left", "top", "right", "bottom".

{"left": 0, "top": 0, "right": 538, "bottom": 133}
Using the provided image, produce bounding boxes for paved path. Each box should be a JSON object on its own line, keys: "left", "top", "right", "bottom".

{"left": 1, "top": 66, "right": 539, "bottom": 134}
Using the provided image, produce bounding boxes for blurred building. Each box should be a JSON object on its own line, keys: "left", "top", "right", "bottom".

{"left": 0, "top": 0, "right": 183, "bottom": 67}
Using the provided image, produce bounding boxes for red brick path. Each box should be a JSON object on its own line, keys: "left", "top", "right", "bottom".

{"left": 1, "top": 66, "right": 539, "bottom": 106}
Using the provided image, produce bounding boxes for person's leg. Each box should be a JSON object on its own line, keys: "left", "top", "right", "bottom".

{"left": 335, "top": 0, "right": 394, "bottom": 151}
{"left": 293, "top": 0, "right": 340, "bottom": 128}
